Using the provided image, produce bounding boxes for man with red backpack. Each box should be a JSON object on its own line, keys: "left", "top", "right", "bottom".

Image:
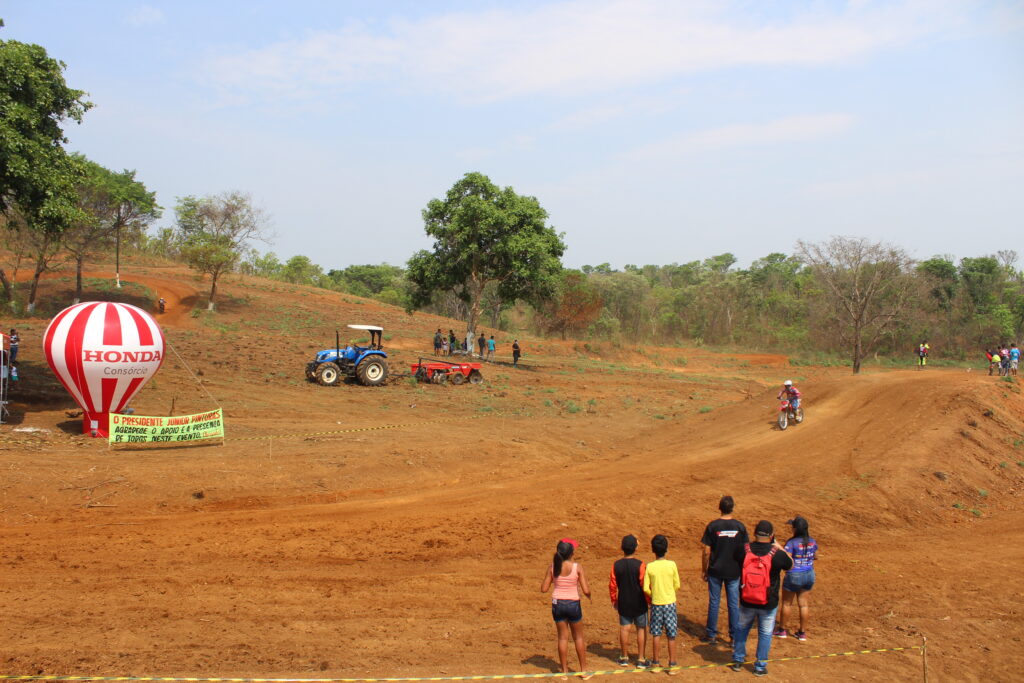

{"left": 729, "top": 521, "right": 793, "bottom": 677}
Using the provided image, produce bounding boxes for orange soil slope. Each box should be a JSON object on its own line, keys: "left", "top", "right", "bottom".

{"left": 1, "top": 268, "right": 1022, "bottom": 682}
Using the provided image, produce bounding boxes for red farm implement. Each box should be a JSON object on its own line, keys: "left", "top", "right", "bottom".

{"left": 410, "top": 358, "right": 484, "bottom": 385}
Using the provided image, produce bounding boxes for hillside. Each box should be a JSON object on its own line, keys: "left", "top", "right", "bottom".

{"left": 1, "top": 264, "right": 1022, "bottom": 682}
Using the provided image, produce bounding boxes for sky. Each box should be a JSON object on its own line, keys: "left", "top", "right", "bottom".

{"left": 3, "top": 0, "right": 1023, "bottom": 271}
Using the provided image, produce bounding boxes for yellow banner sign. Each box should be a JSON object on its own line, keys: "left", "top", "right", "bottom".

{"left": 109, "top": 409, "right": 224, "bottom": 444}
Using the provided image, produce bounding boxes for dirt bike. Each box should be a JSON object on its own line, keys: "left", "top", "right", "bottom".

{"left": 777, "top": 398, "right": 804, "bottom": 430}
{"left": 158, "top": 299, "right": 166, "bottom": 314}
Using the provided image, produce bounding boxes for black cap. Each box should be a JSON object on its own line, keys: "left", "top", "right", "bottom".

{"left": 754, "top": 520, "right": 773, "bottom": 537}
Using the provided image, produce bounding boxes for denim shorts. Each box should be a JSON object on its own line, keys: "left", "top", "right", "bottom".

{"left": 552, "top": 599, "right": 583, "bottom": 623}
{"left": 618, "top": 611, "right": 649, "bottom": 628}
{"left": 648, "top": 603, "right": 678, "bottom": 637}
{"left": 783, "top": 569, "right": 815, "bottom": 593}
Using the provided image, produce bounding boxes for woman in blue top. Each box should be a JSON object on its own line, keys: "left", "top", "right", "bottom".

{"left": 774, "top": 516, "right": 818, "bottom": 641}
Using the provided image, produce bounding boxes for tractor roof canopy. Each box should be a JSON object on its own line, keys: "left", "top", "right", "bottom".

{"left": 347, "top": 324, "right": 383, "bottom": 332}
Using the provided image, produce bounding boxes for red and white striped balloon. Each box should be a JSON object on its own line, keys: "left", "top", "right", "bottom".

{"left": 43, "top": 302, "right": 165, "bottom": 436}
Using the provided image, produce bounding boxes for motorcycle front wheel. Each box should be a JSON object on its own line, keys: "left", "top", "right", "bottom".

{"left": 778, "top": 411, "right": 788, "bottom": 430}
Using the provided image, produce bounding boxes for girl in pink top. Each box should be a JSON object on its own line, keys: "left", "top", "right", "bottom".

{"left": 541, "top": 539, "right": 592, "bottom": 680}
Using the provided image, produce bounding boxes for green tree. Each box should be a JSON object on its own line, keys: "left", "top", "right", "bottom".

{"left": 63, "top": 155, "right": 159, "bottom": 303}
{"left": 0, "top": 28, "right": 92, "bottom": 297}
{"left": 175, "top": 192, "right": 270, "bottom": 310}
{"left": 281, "top": 254, "right": 323, "bottom": 285}
{"left": 407, "top": 172, "right": 565, "bottom": 335}
{"left": 798, "top": 237, "right": 916, "bottom": 373}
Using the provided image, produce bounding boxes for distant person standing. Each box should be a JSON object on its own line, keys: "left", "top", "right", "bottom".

{"left": 512, "top": 339, "right": 521, "bottom": 367}
{"left": 433, "top": 329, "right": 443, "bottom": 356}
{"left": 441, "top": 337, "right": 449, "bottom": 356}
{"left": 1000, "top": 344, "right": 1011, "bottom": 376}
{"left": 478, "top": 332, "right": 486, "bottom": 359}
{"left": 988, "top": 348, "right": 1000, "bottom": 376}
{"left": 8, "top": 329, "right": 19, "bottom": 365}
{"left": 700, "top": 495, "right": 749, "bottom": 645}
{"left": 775, "top": 516, "right": 819, "bottom": 642}
{"left": 609, "top": 534, "right": 649, "bottom": 667}
{"left": 1011, "top": 343, "right": 1020, "bottom": 377}
{"left": 917, "top": 340, "right": 929, "bottom": 369}
{"left": 448, "top": 329, "right": 457, "bottom": 355}
{"left": 729, "top": 521, "right": 793, "bottom": 677}
{"left": 486, "top": 335, "right": 496, "bottom": 362}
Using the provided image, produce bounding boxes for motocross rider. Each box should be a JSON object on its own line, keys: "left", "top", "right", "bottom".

{"left": 778, "top": 380, "right": 801, "bottom": 411}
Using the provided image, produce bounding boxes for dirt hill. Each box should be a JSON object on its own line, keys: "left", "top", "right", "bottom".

{"left": 1, "top": 264, "right": 1021, "bottom": 681}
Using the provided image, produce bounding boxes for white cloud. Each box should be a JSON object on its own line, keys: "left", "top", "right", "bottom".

{"left": 198, "top": 0, "right": 958, "bottom": 103}
{"left": 125, "top": 5, "right": 164, "bottom": 27}
{"left": 627, "top": 113, "right": 856, "bottom": 160}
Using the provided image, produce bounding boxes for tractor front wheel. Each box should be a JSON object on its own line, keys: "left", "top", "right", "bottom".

{"left": 315, "top": 362, "right": 341, "bottom": 386}
{"left": 357, "top": 357, "right": 389, "bottom": 386}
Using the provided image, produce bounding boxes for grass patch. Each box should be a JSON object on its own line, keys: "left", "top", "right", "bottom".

{"left": 971, "top": 509, "right": 983, "bottom": 517}
{"left": 699, "top": 406, "right": 713, "bottom": 414}
{"left": 978, "top": 489, "right": 988, "bottom": 498}
{"left": 952, "top": 502, "right": 965, "bottom": 510}
{"left": 565, "top": 400, "right": 582, "bottom": 414}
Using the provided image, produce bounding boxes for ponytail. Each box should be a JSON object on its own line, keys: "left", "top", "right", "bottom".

{"left": 552, "top": 540, "right": 574, "bottom": 578}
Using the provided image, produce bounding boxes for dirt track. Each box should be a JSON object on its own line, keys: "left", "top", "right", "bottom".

{"left": 1, "top": 266, "right": 1022, "bottom": 682}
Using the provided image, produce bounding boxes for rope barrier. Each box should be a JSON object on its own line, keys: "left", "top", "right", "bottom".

{"left": 231, "top": 413, "right": 504, "bottom": 442}
{"left": 0, "top": 645, "right": 923, "bottom": 681}
{"left": 164, "top": 337, "right": 221, "bottom": 408}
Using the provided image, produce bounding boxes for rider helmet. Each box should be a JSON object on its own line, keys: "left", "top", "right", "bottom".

{"left": 783, "top": 380, "right": 793, "bottom": 386}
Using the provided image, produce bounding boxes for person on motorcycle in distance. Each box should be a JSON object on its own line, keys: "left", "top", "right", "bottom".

{"left": 778, "top": 380, "right": 801, "bottom": 411}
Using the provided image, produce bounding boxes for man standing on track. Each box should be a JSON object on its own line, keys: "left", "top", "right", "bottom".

{"left": 700, "top": 496, "right": 748, "bottom": 646}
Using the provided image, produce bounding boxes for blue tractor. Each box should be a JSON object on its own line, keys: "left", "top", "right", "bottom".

{"left": 305, "top": 324, "right": 389, "bottom": 387}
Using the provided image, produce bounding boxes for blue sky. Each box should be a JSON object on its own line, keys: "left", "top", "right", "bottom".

{"left": 3, "top": 1, "right": 1023, "bottom": 270}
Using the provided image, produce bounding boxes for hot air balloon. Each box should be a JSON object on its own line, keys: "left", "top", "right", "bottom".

{"left": 43, "top": 302, "right": 165, "bottom": 436}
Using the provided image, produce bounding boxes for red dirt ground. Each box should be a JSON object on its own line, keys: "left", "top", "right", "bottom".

{"left": 1, "top": 264, "right": 1022, "bottom": 682}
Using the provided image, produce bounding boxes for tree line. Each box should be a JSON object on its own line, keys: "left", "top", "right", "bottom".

{"left": 3, "top": 26, "right": 1019, "bottom": 373}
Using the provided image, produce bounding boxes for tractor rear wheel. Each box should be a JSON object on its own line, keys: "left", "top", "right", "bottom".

{"left": 357, "top": 357, "right": 389, "bottom": 386}
{"left": 468, "top": 370, "right": 484, "bottom": 384}
{"left": 450, "top": 372, "right": 466, "bottom": 386}
{"left": 315, "top": 362, "right": 341, "bottom": 386}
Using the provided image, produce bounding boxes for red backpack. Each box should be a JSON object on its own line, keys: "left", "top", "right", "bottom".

{"left": 740, "top": 544, "right": 777, "bottom": 605}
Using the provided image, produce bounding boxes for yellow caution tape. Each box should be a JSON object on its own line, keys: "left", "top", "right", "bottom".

{"left": 0, "top": 645, "right": 923, "bottom": 681}
{"left": 231, "top": 413, "right": 505, "bottom": 442}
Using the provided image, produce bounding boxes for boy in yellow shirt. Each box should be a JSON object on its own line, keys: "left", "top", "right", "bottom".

{"left": 643, "top": 534, "right": 681, "bottom": 673}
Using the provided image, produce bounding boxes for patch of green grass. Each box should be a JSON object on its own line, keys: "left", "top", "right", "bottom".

{"left": 699, "top": 406, "right": 713, "bottom": 414}
{"left": 971, "top": 509, "right": 983, "bottom": 517}
{"left": 952, "top": 502, "right": 966, "bottom": 510}
{"left": 1000, "top": 461, "right": 1009, "bottom": 469}
{"left": 674, "top": 356, "right": 688, "bottom": 366}
{"left": 543, "top": 399, "right": 553, "bottom": 407}
{"left": 566, "top": 400, "right": 581, "bottom": 414}
{"left": 479, "top": 405, "right": 494, "bottom": 412}
{"left": 978, "top": 489, "right": 988, "bottom": 498}
{"left": 652, "top": 414, "right": 666, "bottom": 420}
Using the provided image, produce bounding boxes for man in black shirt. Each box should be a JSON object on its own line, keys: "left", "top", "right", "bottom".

{"left": 729, "top": 520, "right": 793, "bottom": 676}
{"left": 609, "top": 534, "right": 649, "bottom": 667}
{"left": 700, "top": 495, "right": 748, "bottom": 645}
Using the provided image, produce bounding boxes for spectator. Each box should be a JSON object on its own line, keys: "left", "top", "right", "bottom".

{"left": 609, "top": 534, "right": 649, "bottom": 668}
{"left": 642, "top": 534, "right": 680, "bottom": 675}
{"left": 1011, "top": 343, "right": 1020, "bottom": 377}
{"left": 8, "top": 329, "right": 19, "bottom": 365}
{"left": 729, "top": 521, "right": 793, "bottom": 677}
{"left": 448, "top": 329, "right": 457, "bottom": 354}
{"left": 433, "top": 329, "right": 442, "bottom": 356}
{"left": 486, "top": 335, "right": 496, "bottom": 362}
{"left": 478, "top": 332, "right": 486, "bottom": 359}
{"left": 1001, "top": 344, "right": 1011, "bottom": 376}
{"left": 540, "top": 539, "right": 592, "bottom": 680}
{"left": 441, "top": 337, "right": 449, "bottom": 356}
{"left": 988, "top": 348, "right": 1000, "bottom": 376}
{"left": 775, "top": 516, "right": 819, "bottom": 642}
{"left": 512, "top": 339, "right": 521, "bottom": 367}
{"left": 700, "top": 495, "right": 749, "bottom": 645}
{"left": 917, "top": 340, "right": 929, "bottom": 369}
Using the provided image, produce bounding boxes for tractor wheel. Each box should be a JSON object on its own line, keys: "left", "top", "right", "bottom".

{"left": 315, "top": 362, "right": 341, "bottom": 387}
{"left": 414, "top": 367, "right": 429, "bottom": 383}
{"left": 305, "top": 363, "right": 317, "bottom": 381}
{"left": 357, "top": 357, "right": 388, "bottom": 386}
{"left": 468, "top": 370, "right": 484, "bottom": 384}
{"left": 450, "top": 372, "right": 466, "bottom": 386}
